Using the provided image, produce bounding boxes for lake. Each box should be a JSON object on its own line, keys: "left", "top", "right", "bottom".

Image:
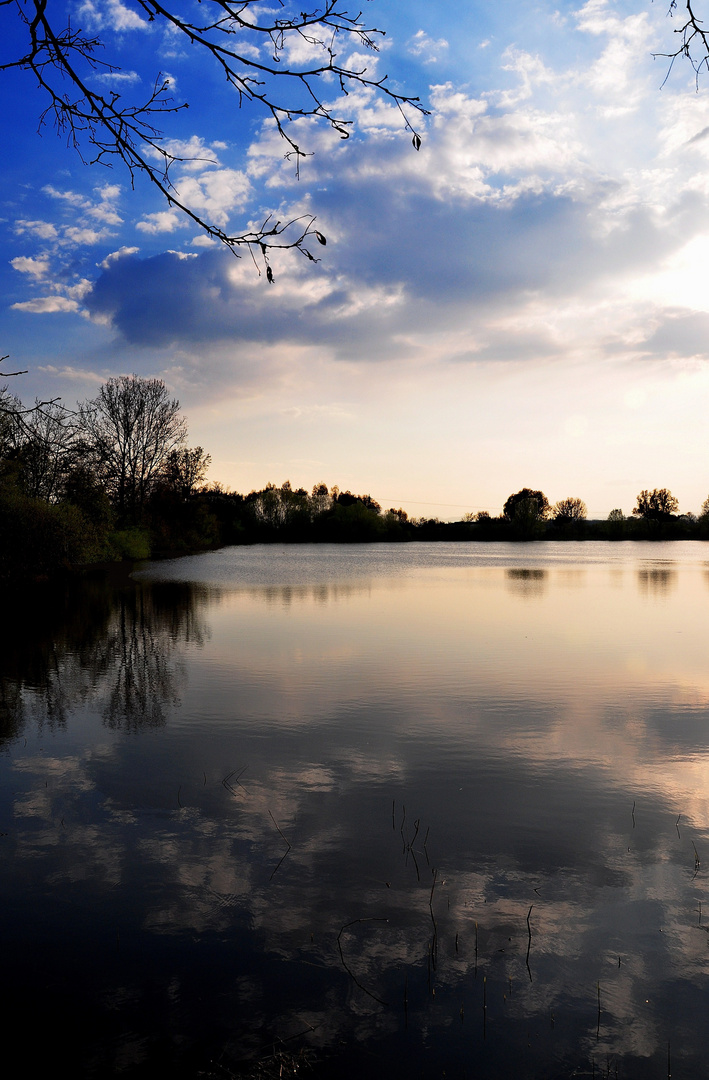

{"left": 3, "top": 541, "right": 709, "bottom": 1078}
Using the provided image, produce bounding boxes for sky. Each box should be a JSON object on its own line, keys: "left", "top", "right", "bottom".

{"left": 3, "top": 0, "right": 709, "bottom": 520}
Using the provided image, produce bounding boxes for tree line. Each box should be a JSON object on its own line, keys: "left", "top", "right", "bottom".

{"left": 0, "top": 374, "right": 213, "bottom": 577}
{"left": 205, "top": 483, "right": 709, "bottom": 545}
{"left": 2, "top": 375, "right": 708, "bottom": 579}
{"left": 465, "top": 486, "right": 706, "bottom": 541}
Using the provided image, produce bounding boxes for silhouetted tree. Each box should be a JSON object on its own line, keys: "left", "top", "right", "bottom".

{"left": 78, "top": 375, "right": 187, "bottom": 521}
{"left": 471, "top": 510, "right": 495, "bottom": 534}
{"left": 247, "top": 480, "right": 312, "bottom": 533}
{"left": 310, "top": 483, "right": 332, "bottom": 517}
{"left": 6, "top": 400, "right": 78, "bottom": 503}
{"left": 553, "top": 497, "right": 587, "bottom": 522}
{"left": 160, "top": 446, "right": 212, "bottom": 501}
{"left": 550, "top": 496, "right": 587, "bottom": 537}
{"left": 503, "top": 488, "right": 549, "bottom": 539}
{"left": 632, "top": 488, "right": 679, "bottom": 521}
{"left": 335, "top": 489, "right": 382, "bottom": 513}
{"left": 504, "top": 488, "right": 550, "bottom": 521}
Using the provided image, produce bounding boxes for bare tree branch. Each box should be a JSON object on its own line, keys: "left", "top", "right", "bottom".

{"left": 2, "top": 1, "right": 428, "bottom": 275}
{"left": 0, "top": 355, "right": 28, "bottom": 378}
{"left": 655, "top": 2, "right": 709, "bottom": 88}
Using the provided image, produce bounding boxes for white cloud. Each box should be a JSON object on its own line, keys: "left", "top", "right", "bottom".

{"left": 407, "top": 29, "right": 449, "bottom": 65}
{"left": 41, "top": 183, "right": 122, "bottom": 234}
{"left": 88, "top": 199, "right": 123, "bottom": 227}
{"left": 153, "top": 135, "right": 222, "bottom": 173}
{"left": 99, "top": 246, "right": 140, "bottom": 269}
{"left": 37, "top": 365, "right": 106, "bottom": 382}
{"left": 11, "top": 296, "right": 80, "bottom": 314}
{"left": 78, "top": 0, "right": 149, "bottom": 32}
{"left": 93, "top": 70, "right": 141, "bottom": 85}
{"left": 43, "top": 185, "right": 87, "bottom": 207}
{"left": 172, "top": 168, "right": 251, "bottom": 226}
{"left": 575, "top": 0, "right": 656, "bottom": 114}
{"left": 282, "top": 23, "right": 331, "bottom": 67}
{"left": 136, "top": 210, "right": 186, "bottom": 234}
{"left": 496, "top": 48, "right": 559, "bottom": 107}
{"left": 10, "top": 0, "right": 709, "bottom": 376}
{"left": 229, "top": 41, "right": 260, "bottom": 61}
{"left": 64, "top": 226, "right": 112, "bottom": 246}
{"left": 10, "top": 256, "right": 49, "bottom": 278}
{"left": 14, "top": 220, "right": 58, "bottom": 240}
{"left": 66, "top": 278, "right": 94, "bottom": 300}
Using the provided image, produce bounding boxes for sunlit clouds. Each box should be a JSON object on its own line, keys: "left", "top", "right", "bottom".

{"left": 4, "top": 1, "right": 709, "bottom": 516}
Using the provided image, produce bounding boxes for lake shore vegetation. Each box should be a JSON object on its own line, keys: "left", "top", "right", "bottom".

{"left": 2, "top": 379, "right": 709, "bottom": 579}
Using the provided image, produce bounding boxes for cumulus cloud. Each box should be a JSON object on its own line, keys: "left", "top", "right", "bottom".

{"left": 152, "top": 135, "right": 222, "bottom": 173}
{"left": 136, "top": 210, "right": 186, "bottom": 234}
{"left": 138, "top": 136, "right": 251, "bottom": 229}
{"left": 93, "top": 69, "right": 141, "bottom": 85}
{"left": 37, "top": 184, "right": 123, "bottom": 242}
{"left": 66, "top": 278, "right": 94, "bottom": 300}
{"left": 282, "top": 22, "right": 336, "bottom": 67}
{"left": 89, "top": 185, "right": 124, "bottom": 225}
{"left": 10, "top": 0, "right": 709, "bottom": 386}
{"left": 635, "top": 310, "right": 709, "bottom": 361}
{"left": 11, "top": 296, "right": 80, "bottom": 314}
{"left": 172, "top": 168, "right": 251, "bottom": 226}
{"left": 37, "top": 364, "right": 106, "bottom": 383}
{"left": 14, "top": 220, "right": 58, "bottom": 241}
{"left": 229, "top": 40, "right": 260, "bottom": 61}
{"left": 574, "top": 0, "right": 656, "bottom": 115}
{"left": 77, "top": 62, "right": 709, "bottom": 388}
{"left": 42, "top": 185, "right": 87, "bottom": 207}
{"left": 407, "top": 29, "right": 449, "bottom": 64}
{"left": 76, "top": 177, "right": 648, "bottom": 358}
{"left": 11, "top": 256, "right": 49, "bottom": 278}
{"left": 64, "top": 226, "right": 113, "bottom": 246}
{"left": 78, "top": 0, "right": 149, "bottom": 32}
{"left": 99, "top": 246, "right": 140, "bottom": 270}
{"left": 84, "top": 248, "right": 350, "bottom": 346}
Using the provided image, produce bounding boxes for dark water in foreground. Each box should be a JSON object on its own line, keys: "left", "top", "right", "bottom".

{"left": 4, "top": 541, "right": 709, "bottom": 1078}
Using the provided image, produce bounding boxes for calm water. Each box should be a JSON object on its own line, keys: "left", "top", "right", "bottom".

{"left": 4, "top": 542, "right": 709, "bottom": 1078}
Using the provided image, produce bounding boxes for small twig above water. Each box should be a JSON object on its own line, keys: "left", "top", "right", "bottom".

{"left": 526, "top": 904, "right": 534, "bottom": 983}
{"left": 337, "top": 918, "right": 390, "bottom": 1007}
{"left": 268, "top": 810, "right": 292, "bottom": 881}
{"left": 222, "top": 766, "right": 248, "bottom": 798}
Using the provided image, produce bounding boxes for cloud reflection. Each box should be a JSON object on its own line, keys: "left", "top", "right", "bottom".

{"left": 5, "top": 549, "right": 709, "bottom": 1075}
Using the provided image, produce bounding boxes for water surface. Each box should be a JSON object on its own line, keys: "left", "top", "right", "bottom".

{"left": 3, "top": 542, "right": 709, "bottom": 1078}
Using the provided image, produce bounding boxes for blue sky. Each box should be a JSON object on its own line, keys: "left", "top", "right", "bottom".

{"left": 3, "top": 0, "right": 709, "bottom": 518}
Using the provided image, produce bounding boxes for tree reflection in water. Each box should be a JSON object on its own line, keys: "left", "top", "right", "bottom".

{"left": 0, "top": 575, "right": 208, "bottom": 740}
{"left": 3, "top": 546, "right": 709, "bottom": 1079}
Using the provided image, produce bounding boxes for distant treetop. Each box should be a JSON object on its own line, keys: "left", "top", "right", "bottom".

{"left": 632, "top": 488, "right": 679, "bottom": 521}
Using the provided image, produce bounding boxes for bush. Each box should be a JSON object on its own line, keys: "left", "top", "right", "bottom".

{"left": 109, "top": 528, "right": 152, "bottom": 561}
{"left": 0, "top": 482, "right": 105, "bottom": 578}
